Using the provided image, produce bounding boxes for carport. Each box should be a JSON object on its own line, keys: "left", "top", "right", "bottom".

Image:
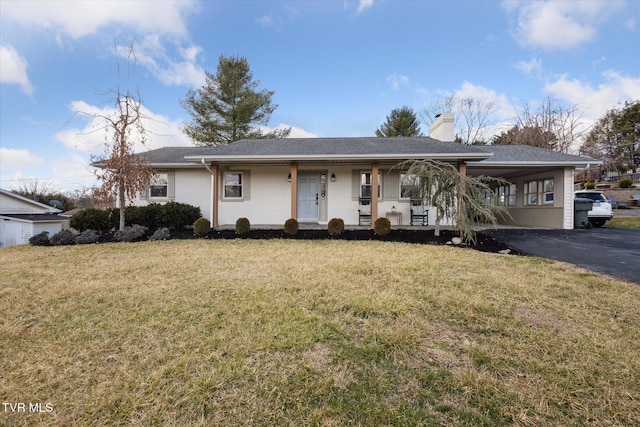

{"left": 467, "top": 145, "right": 598, "bottom": 229}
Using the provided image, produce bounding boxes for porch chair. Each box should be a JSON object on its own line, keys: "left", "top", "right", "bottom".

{"left": 358, "top": 197, "right": 372, "bottom": 226}
{"left": 410, "top": 198, "right": 429, "bottom": 226}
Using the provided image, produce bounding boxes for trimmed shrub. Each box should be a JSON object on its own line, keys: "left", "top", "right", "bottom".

{"left": 161, "top": 202, "right": 201, "bottom": 229}
{"left": 126, "top": 203, "right": 201, "bottom": 229}
{"left": 328, "top": 218, "right": 344, "bottom": 236}
{"left": 70, "top": 208, "right": 116, "bottom": 232}
{"left": 29, "top": 231, "right": 50, "bottom": 246}
{"left": 193, "top": 217, "right": 211, "bottom": 237}
{"left": 114, "top": 225, "right": 148, "bottom": 242}
{"left": 619, "top": 178, "right": 633, "bottom": 188}
{"left": 50, "top": 229, "right": 77, "bottom": 246}
{"left": 150, "top": 228, "right": 171, "bottom": 241}
{"left": 76, "top": 229, "right": 99, "bottom": 245}
{"left": 283, "top": 218, "right": 299, "bottom": 235}
{"left": 235, "top": 217, "right": 251, "bottom": 234}
{"left": 585, "top": 182, "right": 596, "bottom": 189}
{"left": 374, "top": 217, "right": 391, "bottom": 236}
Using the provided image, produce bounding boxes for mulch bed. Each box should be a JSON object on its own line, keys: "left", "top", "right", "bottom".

{"left": 98, "top": 228, "right": 521, "bottom": 255}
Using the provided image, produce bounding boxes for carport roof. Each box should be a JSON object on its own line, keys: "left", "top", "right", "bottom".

{"left": 470, "top": 144, "right": 597, "bottom": 167}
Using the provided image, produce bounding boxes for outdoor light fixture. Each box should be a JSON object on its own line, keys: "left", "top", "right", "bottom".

{"left": 287, "top": 173, "right": 291, "bottom": 182}
{"left": 331, "top": 173, "right": 336, "bottom": 182}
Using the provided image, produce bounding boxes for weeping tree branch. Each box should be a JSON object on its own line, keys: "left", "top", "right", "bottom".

{"left": 395, "top": 159, "right": 510, "bottom": 244}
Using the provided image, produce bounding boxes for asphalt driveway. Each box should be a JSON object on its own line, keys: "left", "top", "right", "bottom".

{"left": 483, "top": 228, "right": 640, "bottom": 284}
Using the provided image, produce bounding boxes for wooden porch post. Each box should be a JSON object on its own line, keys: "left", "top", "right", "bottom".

{"left": 371, "top": 163, "right": 379, "bottom": 229}
{"left": 457, "top": 162, "right": 467, "bottom": 194}
{"left": 290, "top": 163, "right": 298, "bottom": 219}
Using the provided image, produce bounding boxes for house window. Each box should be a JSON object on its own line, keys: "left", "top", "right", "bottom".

{"left": 360, "top": 172, "right": 381, "bottom": 198}
{"left": 497, "top": 185, "right": 506, "bottom": 206}
{"left": 508, "top": 183, "right": 517, "bottom": 206}
{"left": 524, "top": 179, "right": 553, "bottom": 205}
{"left": 496, "top": 183, "right": 517, "bottom": 206}
{"left": 482, "top": 188, "right": 492, "bottom": 205}
{"left": 400, "top": 172, "right": 420, "bottom": 199}
{"left": 149, "top": 173, "right": 168, "bottom": 198}
{"left": 224, "top": 172, "right": 243, "bottom": 199}
{"left": 543, "top": 179, "right": 554, "bottom": 204}
{"left": 524, "top": 181, "right": 538, "bottom": 205}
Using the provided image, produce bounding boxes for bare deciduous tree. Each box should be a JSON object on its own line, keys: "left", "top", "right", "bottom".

{"left": 508, "top": 96, "right": 588, "bottom": 153}
{"left": 89, "top": 44, "right": 154, "bottom": 231}
{"left": 423, "top": 95, "right": 496, "bottom": 145}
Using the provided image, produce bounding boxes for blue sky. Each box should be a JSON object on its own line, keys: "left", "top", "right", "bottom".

{"left": 1, "top": 0, "right": 639, "bottom": 193}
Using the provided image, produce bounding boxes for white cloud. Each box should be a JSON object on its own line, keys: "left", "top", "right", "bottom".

{"left": 513, "top": 57, "right": 542, "bottom": 76}
{"left": 257, "top": 14, "right": 282, "bottom": 31}
{"left": 454, "top": 81, "right": 514, "bottom": 120}
{"left": 284, "top": 125, "right": 318, "bottom": 139}
{"left": 48, "top": 152, "right": 98, "bottom": 187}
{"left": 386, "top": 72, "right": 409, "bottom": 90}
{"left": 624, "top": 18, "right": 636, "bottom": 31}
{"left": 1, "top": 0, "right": 197, "bottom": 38}
{"left": 357, "top": 0, "right": 374, "bottom": 14}
{"left": 55, "top": 100, "right": 193, "bottom": 156}
{"left": 544, "top": 70, "right": 640, "bottom": 120}
{"left": 260, "top": 124, "right": 318, "bottom": 139}
{"left": 0, "top": 147, "right": 44, "bottom": 170}
{"left": 505, "top": 0, "right": 624, "bottom": 50}
{"left": 0, "top": 44, "right": 35, "bottom": 95}
{"left": 123, "top": 35, "right": 206, "bottom": 87}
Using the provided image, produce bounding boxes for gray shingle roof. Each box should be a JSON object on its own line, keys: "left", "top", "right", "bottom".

{"left": 142, "top": 146, "right": 215, "bottom": 164}
{"left": 139, "top": 139, "right": 595, "bottom": 167}
{"left": 472, "top": 144, "right": 596, "bottom": 165}
{"left": 203, "top": 137, "right": 487, "bottom": 156}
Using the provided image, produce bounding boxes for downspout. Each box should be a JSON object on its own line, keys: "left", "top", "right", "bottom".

{"left": 201, "top": 159, "right": 215, "bottom": 225}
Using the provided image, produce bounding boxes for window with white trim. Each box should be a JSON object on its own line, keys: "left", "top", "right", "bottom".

{"left": 224, "top": 172, "right": 243, "bottom": 199}
{"left": 495, "top": 183, "right": 517, "bottom": 206}
{"left": 543, "top": 179, "right": 554, "bottom": 204}
{"left": 524, "top": 179, "right": 553, "bottom": 205}
{"left": 508, "top": 183, "right": 517, "bottom": 206}
{"left": 524, "top": 181, "right": 538, "bottom": 205}
{"left": 360, "top": 171, "right": 381, "bottom": 198}
{"left": 149, "top": 173, "right": 168, "bottom": 198}
{"left": 400, "top": 172, "right": 420, "bottom": 199}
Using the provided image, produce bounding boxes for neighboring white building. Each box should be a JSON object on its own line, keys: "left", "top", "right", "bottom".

{"left": 0, "top": 189, "right": 69, "bottom": 247}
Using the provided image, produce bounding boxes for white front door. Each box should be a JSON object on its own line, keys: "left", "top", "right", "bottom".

{"left": 297, "top": 173, "right": 318, "bottom": 221}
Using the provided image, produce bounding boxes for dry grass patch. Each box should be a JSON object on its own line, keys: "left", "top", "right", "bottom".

{"left": 1, "top": 240, "right": 639, "bottom": 426}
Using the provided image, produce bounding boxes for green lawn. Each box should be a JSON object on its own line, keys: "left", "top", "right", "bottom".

{"left": 1, "top": 240, "right": 639, "bottom": 426}
{"left": 606, "top": 215, "right": 640, "bottom": 229}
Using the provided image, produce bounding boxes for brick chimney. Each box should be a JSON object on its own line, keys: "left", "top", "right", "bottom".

{"left": 429, "top": 113, "right": 455, "bottom": 142}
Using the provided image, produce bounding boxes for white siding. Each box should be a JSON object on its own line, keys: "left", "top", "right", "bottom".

{"left": 133, "top": 169, "right": 212, "bottom": 221}
{"left": 0, "top": 219, "right": 64, "bottom": 247}
{"left": 563, "top": 167, "right": 575, "bottom": 229}
{"left": 175, "top": 169, "right": 212, "bottom": 221}
{"left": 0, "top": 193, "right": 57, "bottom": 214}
{"left": 0, "top": 220, "right": 30, "bottom": 247}
{"left": 218, "top": 166, "right": 290, "bottom": 226}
